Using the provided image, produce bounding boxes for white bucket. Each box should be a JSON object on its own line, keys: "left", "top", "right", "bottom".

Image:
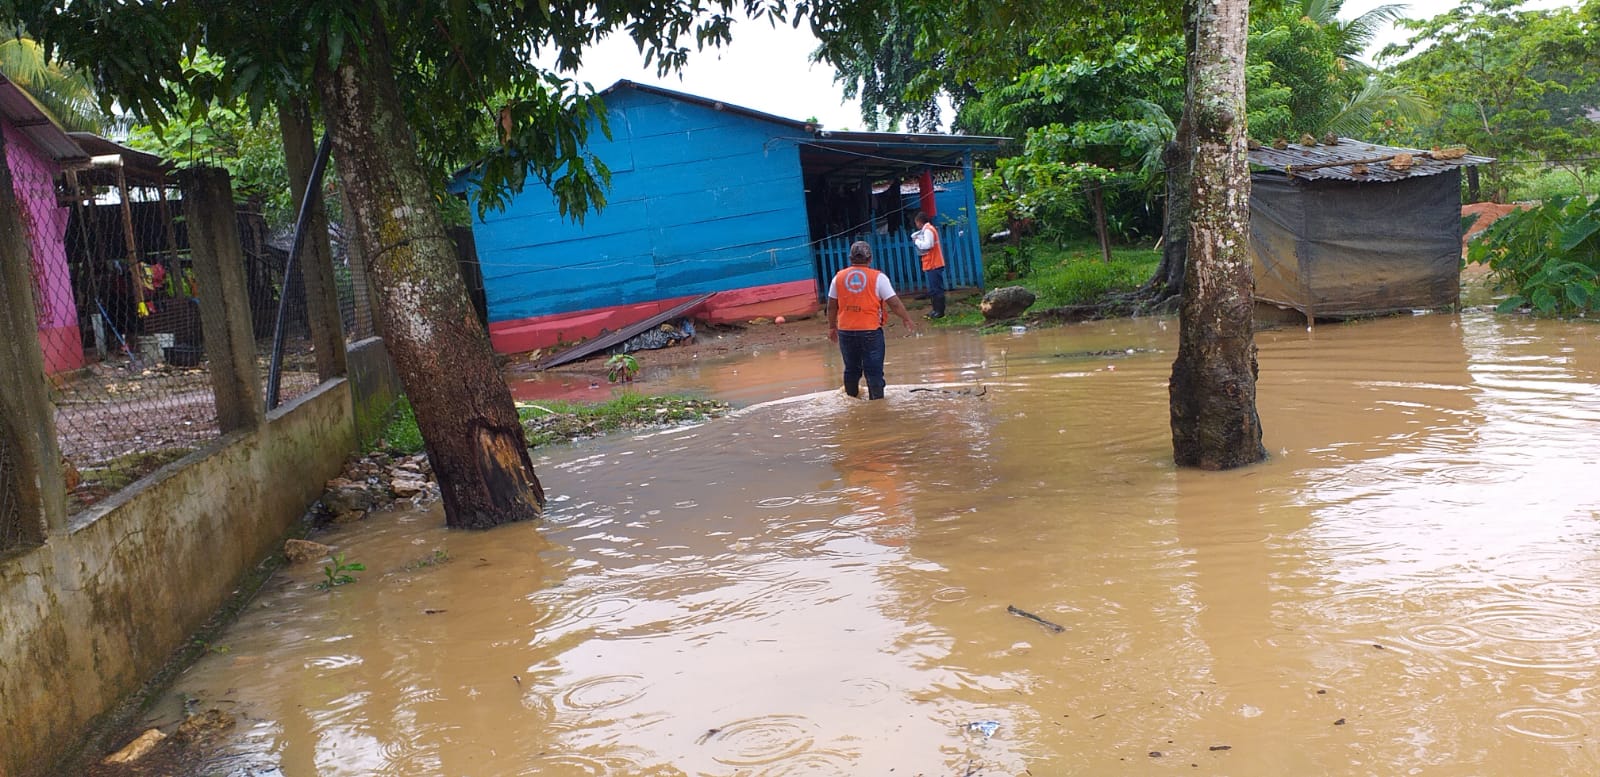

{"left": 138, "top": 334, "right": 174, "bottom": 364}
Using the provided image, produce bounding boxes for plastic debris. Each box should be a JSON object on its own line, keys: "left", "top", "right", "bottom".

{"left": 966, "top": 720, "right": 1001, "bottom": 739}
{"left": 614, "top": 318, "right": 696, "bottom": 354}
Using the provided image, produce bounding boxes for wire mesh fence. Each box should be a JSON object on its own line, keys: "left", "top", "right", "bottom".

{"left": 19, "top": 152, "right": 221, "bottom": 515}
{"left": 0, "top": 418, "right": 38, "bottom": 553}
{"left": 237, "top": 203, "right": 321, "bottom": 406}
{"left": 336, "top": 221, "right": 378, "bottom": 342}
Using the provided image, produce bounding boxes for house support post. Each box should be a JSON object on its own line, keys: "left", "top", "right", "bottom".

{"left": 279, "top": 98, "right": 347, "bottom": 381}
{"left": 181, "top": 167, "right": 265, "bottom": 432}
{"left": 0, "top": 131, "right": 66, "bottom": 538}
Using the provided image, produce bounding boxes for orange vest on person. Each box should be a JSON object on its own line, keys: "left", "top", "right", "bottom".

{"left": 834, "top": 265, "right": 886, "bottom": 331}
{"left": 918, "top": 224, "right": 946, "bottom": 271}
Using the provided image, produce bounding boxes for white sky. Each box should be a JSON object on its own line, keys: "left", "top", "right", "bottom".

{"left": 555, "top": 17, "right": 864, "bottom": 130}
{"left": 558, "top": 0, "right": 1584, "bottom": 132}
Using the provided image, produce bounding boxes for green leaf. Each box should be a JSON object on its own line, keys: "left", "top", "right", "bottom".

{"left": 1565, "top": 283, "right": 1591, "bottom": 309}
{"left": 1495, "top": 295, "right": 1526, "bottom": 313}
{"left": 1557, "top": 216, "right": 1600, "bottom": 253}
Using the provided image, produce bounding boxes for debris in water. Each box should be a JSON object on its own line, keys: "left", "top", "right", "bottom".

{"left": 966, "top": 720, "right": 1001, "bottom": 739}
{"left": 695, "top": 728, "right": 723, "bottom": 745}
{"left": 1007, "top": 605, "right": 1065, "bottom": 633}
{"left": 1209, "top": 745, "right": 1232, "bottom": 751}
{"left": 1334, "top": 718, "right": 1347, "bottom": 726}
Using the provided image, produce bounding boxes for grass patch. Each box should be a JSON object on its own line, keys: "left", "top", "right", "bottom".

{"left": 1507, "top": 167, "right": 1600, "bottom": 203}
{"left": 935, "top": 238, "right": 1161, "bottom": 326}
{"left": 516, "top": 393, "right": 730, "bottom": 447}
{"left": 373, "top": 393, "right": 731, "bottom": 454}
{"left": 374, "top": 398, "right": 426, "bottom": 455}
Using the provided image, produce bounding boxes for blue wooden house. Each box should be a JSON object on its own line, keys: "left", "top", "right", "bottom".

{"left": 450, "top": 80, "right": 1005, "bottom": 355}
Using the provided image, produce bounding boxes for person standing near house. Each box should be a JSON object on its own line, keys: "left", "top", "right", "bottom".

{"left": 828, "top": 241, "right": 917, "bottom": 400}
{"left": 912, "top": 211, "right": 947, "bottom": 319}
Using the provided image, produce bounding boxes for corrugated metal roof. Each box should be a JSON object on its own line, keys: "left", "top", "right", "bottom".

{"left": 68, "top": 132, "right": 173, "bottom": 186}
{"left": 603, "top": 80, "right": 817, "bottom": 131}
{"left": 1249, "top": 137, "right": 1493, "bottom": 183}
{"left": 0, "top": 74, "right": 89, "bottom": 165}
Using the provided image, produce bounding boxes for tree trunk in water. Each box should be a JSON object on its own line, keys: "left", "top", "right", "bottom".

{"left": 1169, "top": 0, "right": 1266, "bottom": 470}
{"left": 316, "top": 19, "right": 545, "bottom": 528}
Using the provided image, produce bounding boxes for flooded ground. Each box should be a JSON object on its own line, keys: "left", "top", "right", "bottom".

{"left": 147, "top": 310, "right": 1600, "bottom": 775}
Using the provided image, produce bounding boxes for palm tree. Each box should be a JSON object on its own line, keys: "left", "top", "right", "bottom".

{"left": 0, "top": 34, "right": 109, "bottom": 132}
{"left": 1298, "top": 0, "right": 1409, "bottom": 69}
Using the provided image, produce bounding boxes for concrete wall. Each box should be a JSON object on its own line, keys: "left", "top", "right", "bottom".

{"left": 0, "top": 164, "right": 405, "bottom": 777}
{"left": 0, "top": 381, "right": 357, "bottom": 777}
{"left": 347, "top": 336, "right": 404, "bottom": 444}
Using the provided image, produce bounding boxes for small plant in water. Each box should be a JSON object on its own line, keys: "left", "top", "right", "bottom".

{"left": 606, "top": 353, "right": 641, "bottom": 384}
{"left": 403, "top": 549, "right": 450, "bottom": 571}
{"left": 317, "top": 553, "right": 366, "bottom": 590}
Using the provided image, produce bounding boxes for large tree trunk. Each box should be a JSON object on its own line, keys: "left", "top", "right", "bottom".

{"left": 1169, "top": 0, "right": 1266, "bottom": 470}
{"left": 316, "top": 18, "right": 545, "bottom": 528}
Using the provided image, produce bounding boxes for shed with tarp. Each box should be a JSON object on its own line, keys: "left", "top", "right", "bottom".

{"left": 1247, "top": 137, "right": 1493, "bottom": 320}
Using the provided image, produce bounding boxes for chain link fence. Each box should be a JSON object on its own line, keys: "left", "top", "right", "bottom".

{"left": 16, "top": 151, "right": 221, "bottom": 515}
{"left": 0, "top": 417, "right": 36, "bottom": 553}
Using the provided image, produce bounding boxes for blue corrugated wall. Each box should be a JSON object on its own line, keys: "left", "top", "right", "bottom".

{"left": 460, "top": 89, "right": 814, "bottom": 324}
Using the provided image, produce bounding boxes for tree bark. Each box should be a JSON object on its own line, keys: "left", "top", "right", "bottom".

{"left": 1169, "top": 0, "right": 1267, "bottom": 470}
{"left": 1088, "top": 182, "right": 1112, "bottom": 263}
{"left": 315, "top": 16, "right": 545, "bottom": 528}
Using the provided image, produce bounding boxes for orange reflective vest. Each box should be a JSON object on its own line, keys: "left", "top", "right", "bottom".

{"left": 833, "top": 266, "right": 886, "bottom": 331}
{"left": 918, "top": 224, "right": 946, "bottom": 271}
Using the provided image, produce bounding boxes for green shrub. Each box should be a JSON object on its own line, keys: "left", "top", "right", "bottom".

{"left": 1468, "top": 195, "right": 1600, "bottom": 316}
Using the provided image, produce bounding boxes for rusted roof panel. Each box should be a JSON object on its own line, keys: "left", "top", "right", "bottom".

{"left": 68, "top": 133, "right": 173, "bottom": 186}
{"left": 1248, "top": 137, "right": 1494, "bottom": 183}
{"left": 0, "top": 75, "right": 89, "bottom": 165}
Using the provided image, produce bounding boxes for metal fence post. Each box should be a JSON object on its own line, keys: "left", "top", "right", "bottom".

{"left": 181, "top": 167, "right": 265, "bottom": 431}
{"left": 0, "top": 131, "right": 65, "bottom": 541}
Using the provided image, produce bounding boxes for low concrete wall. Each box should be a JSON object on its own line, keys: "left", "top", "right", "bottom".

{"left": 0, "top": 379, "right": 356, "bottom": 777}
{"left": 347, "top": 336, "right": 404, "bottom": 444}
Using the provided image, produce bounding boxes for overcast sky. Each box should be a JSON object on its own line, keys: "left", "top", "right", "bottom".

{"left": 557, "top": 0, "right": 1583, "bottom": 132}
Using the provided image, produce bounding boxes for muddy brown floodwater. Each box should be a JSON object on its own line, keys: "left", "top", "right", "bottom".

{"left": 143, "top": 310, "right": 1600, "bottom": 776}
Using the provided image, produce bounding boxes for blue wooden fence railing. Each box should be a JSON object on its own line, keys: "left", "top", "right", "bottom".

{"left": 813, "top": 226, "right": 984, "bottom": 299}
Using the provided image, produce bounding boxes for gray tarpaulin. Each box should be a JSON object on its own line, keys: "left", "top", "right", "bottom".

{"left": 1250, "top": 169, "right": 1462, "bottom": 318}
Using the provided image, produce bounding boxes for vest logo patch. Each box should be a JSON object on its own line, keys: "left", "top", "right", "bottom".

{"left": 844, "top": 269, "right": 869, "bottom": 294}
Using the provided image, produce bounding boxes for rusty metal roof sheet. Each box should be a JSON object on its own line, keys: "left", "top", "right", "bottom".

{"left": 0, "top": 74, "right": 89, "bottom": 165}
{"left": 1248, "top": 137, "right": 1494, "bottom": 183}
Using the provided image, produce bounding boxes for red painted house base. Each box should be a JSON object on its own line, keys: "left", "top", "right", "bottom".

{"left": 37, "top": 324, "right": 84, "bottom": 375}
{"left": 487, "top": 279, "right": 821, "bottom": 356}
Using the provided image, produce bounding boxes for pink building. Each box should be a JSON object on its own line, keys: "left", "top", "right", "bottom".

{"left": 0, "top": 76, "right": 91, "bottom": 375}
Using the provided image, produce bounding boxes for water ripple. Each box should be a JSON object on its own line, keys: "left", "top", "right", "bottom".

{"left": 705, "top": 715, "right": 818, "bottom": 766}
{"left": 1495, "top": 707, "right": 1591, "bottom": 742}
{"left": 559, "top": 674, "right": 650, "bottom": 712}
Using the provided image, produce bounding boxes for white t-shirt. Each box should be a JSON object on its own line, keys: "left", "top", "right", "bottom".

{"left": 828, "top": 267, "right": 898, "bottom": 301}
{"left": 912, "top": 223, "right": 937, "bottom": 253}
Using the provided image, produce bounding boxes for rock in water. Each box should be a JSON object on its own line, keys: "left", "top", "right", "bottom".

{"left": 103, "top": 729, "right": 165, "bottom": 764}
{"left": 981, "top": 286, "right": 1038, "bottom": 321}
{"left": 283, "top": 539, "right": 332, "bottom": 565}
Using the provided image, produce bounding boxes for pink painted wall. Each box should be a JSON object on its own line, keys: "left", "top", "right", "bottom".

{"left": 5, "top": 121, "right": 83, "bottom": 374}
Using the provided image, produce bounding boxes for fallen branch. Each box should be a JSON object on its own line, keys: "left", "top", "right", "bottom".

{"left": 1007, "top": 605, "right": 1065, "bottom": 633}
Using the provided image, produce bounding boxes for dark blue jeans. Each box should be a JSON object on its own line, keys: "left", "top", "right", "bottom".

{"left": 837, "top": 328, "right": 887, "bottom": 399}
{"left": 925, "top": 266, "right": 947, "bottom": 316}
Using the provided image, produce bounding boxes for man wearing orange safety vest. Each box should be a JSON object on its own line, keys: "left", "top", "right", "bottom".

{"left": 827, "top": 241, "right": 918, "bottom": 400}
{"left": 912, "top": 211, "right": 947, "bottom": 319}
